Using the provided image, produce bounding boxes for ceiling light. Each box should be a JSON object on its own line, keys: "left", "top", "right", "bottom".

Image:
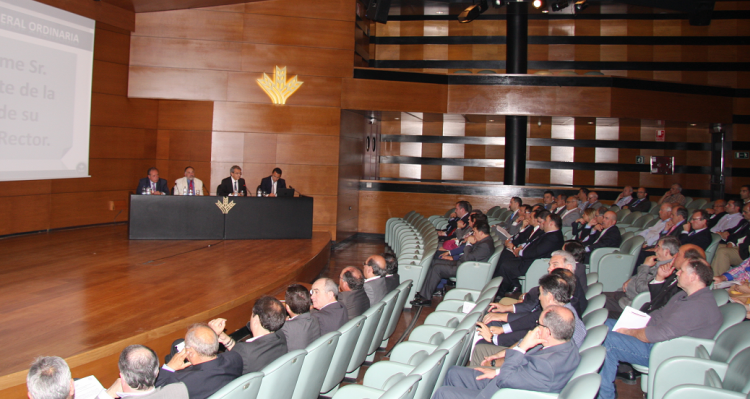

{"left": 533, "top": 0, "right": 543, "bottom": 8}
{"left": 574, "top": 0, "right": 588, "bottom": 11}
{"left": 394, "top": 117, "right": 400, "bottom": 120}
{"left": 458, "top": 0, "right": 488, "bottom": 23}
{"left": 551, "top": 0, "right": 569, "bottom": 11}
{"left": 491, "top": 0, "right": 506, "bottom": 8}
{"left": 489, "top": 119, "right": 494, "bottom": 122}
{"left": 690, "top": 123, "right": 697, "bottom": 126}
{"left": 587, "top": 121, "right": 594, "bottom": 124}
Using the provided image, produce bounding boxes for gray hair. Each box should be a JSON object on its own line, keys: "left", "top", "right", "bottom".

{"left": 185, "top": 324, "right": 219, "bottom": 357}
{"left": 119, "top": 345, "right": 159, "bottom": 390}
{"left": 550, "top": 250, "right": 577, "bottom": 273}
{"left": 658, "top": 236, "right": 680, "bottom": 256}
{"left": 544, "top": 306, "right": 576, "bottom": 342}
{"left": 27, "top": 356, "right": 71, "bottom": 399}
{"left": 322, "top": 278, "right": 339, "bottom": 296}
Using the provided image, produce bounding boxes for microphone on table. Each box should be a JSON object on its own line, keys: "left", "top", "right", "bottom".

{"left": 289, "top": 186, "right": 306, "bottom": 197}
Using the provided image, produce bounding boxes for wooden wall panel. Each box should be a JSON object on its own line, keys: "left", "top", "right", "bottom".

{"left": 244, "top": 0, "right": 354, "bottom": 22}
{"left": 610, "top": 88, "right": 733, "bottom": 123}
{"left": 128, "top": 66, "right": 229, "bottom": 101}
{"left": 241, "top": 43, "right": 353, "bottom": 78}
{"left": 133, "top": 9, "right": 244, "bottom": 40}
{"left": 213, "top": 102, "right": 340, "bottom": 135}
{"left": 94, "top": 27, "right": 132, "bottom": 65}
{"left": 276, "top": 135, "right": 340, "bottom": 165}
{"left": 0, "top": 195, "right": 52, "bottom": 236}
{"left": 92, "top": 60, "right": 129, "bottom": 96}
{"left": 130, "top": 37, "right": 242, "bottom": 70}
{"left": 158, "top": 100, "right": 214, "bottom": 131}
{"left": 342, "top": 79, "right": 448, "bottom": 113}
{"left": 91, "top": 93, "right": 159, "bottom": 129}
{"left": 89, "top": 127, "right": 157, "bottom": 159}
{"left": 34, "top": 0, "right": 134, "bottom": 31}
{"left": 242, "top": 14, "right": 354, "bottom": 50}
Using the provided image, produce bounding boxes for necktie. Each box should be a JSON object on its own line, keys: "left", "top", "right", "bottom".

{"left": 234, "top": 181, "right": 237, "bottom": 192}
{"left": 189, "top": 180, "right": 193, "bottom": 194}
{"left": 151, "top": 182, "right": 155, "bottom": 191}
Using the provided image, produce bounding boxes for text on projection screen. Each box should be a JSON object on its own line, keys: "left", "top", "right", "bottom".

{"left": 0, "top": 0, "right": 94, "bottom": 181}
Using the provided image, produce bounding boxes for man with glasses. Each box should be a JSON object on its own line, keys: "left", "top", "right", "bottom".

{"left": 557, "top": 195, "right": 581, "bottom": 228}
{"left": 679, "top": 209, "right": 712, "bottom": 250}
{"left": 216, "top": 165, "right": 249, "bottom": 196}
{"left": 622, "top": 187, "right": 650, "bottom": 212}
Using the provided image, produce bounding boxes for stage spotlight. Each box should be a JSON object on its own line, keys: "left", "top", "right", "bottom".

{"left": 533, "top": 0, "right": 543, "bottom": 8}
{"left": 458, "top": 0, "right": 489, "bottom": 23}
{"left": 551, "top": 0, "right": 569, "bottom": 11}
{"left": 574, "top": 0, "right": 588, "bottom": 11}
{"left": 491, "top": 0, "right": 506, "bottom": 8}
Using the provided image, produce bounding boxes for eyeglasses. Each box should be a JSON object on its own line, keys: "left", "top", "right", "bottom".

{"left": 535, "top": 320, "right": 549, "bottom": 329}
{"left": 691, "top": 217, "right": 704, "bottom": 221}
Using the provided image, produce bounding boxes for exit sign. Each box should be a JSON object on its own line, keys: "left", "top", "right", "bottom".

{"left": 737, "top": 152, "right": 750, "bottom": 160}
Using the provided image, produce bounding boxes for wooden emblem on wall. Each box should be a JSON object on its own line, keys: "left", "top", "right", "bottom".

{"left": 257, "top": 66, "right": 303, "bottom": 105}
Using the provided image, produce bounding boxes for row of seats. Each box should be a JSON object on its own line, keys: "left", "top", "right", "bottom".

{"left": 207, "top": 278, "right": 414, "bottom": 399}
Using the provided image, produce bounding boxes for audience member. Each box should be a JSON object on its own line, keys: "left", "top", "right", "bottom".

{"left": 604, "top": 236, "right": 680, "bottom": 318}
{"left": 279, "top": 285, "right": 321, "bottom": 351}
{"left": 706, "top": 199, "right": 727, "bottom": 229}
{"left": 155, "top": 324, "right": 242, "bottom": 399}
{"left": 499, "top": 197, "right": 522, "bottom": 229}
{"left": 216, "top": 165, "right": 249, "bottom": 197}
{"left": 638, "top": 204, "right": 672, "bottom": 246}
{"left": 27, "top": 356, "right": 74, "bottom": 399}
{"left": 741, "top": 185, "right": 750, "bottom": 205}
{"left": 551, "top": 194, "right": 566, "bottom": 214}
{"left": 495, "top": 204, "right": 527, "bottom": 239}
{"left": 572, "top": 208, "right": 597, "bottom": 241}
{"left": 614, "top": 186, "right": 634, "bottom": 208}
{"left": 622, "top": 187, "right": 650, "bottom": 212}
{"left": 542, "top": 190, "right": 555, "bottom": 210}
{"left": 496, "top": 209, "right": 547, "bottom": 279}
{"left": 311, "top": 278, "right": 349, "bottom": 334}
{"left": 496, "top": 213, "right": 565, "bottom": 294}
{"left": 433, "top": 306, "right": 581, "bottom": 399}
{"left": 338, "top": 266, "right": 370, "bottom": 320}
{"left": 382, "top": 253, "right": 400, "bottom": 292}
{"left": 657, "top": 183, "right": 686, "bottom": 206}
{"left": 363, "top": 255, "right": 388, "bottom": 306}
{"left": 598, "top": 258, "right": 722, "bottom": 399}
{"left": 640, "top": 244, "right": 705, "bottom": 314}
{"left": 711, "top": 203, "right": 750, "bottom": 276}
{"left": 710, "top": 199, "right": 743, "bottom": 233}
{"left": 208, "top": 296, "right": 287, "bottom": 375}
{"left": 412, "top": 220, "right": 495, "bottom": 307}
{"left": 173, "top": 166, "right": 205, "bottom": 196}
{"left": 557, "top": 195, "right": 581, "bottom": 228}
{"left": 438, "top": 201, "right": 472, "bottom": 241}
{"left": 100, "top": 345, "right": 188, "bottom": 399}
{"left": 136, "top": 167, "right": 169, "bottom": 195}
{"left": 679, "top": 209, "right": 712, "bottom": 249}
{"left": 576, "top": 187, "right": 590, "bottom": 211}
{"left": 635, "top": 206, "right": 686, "bottom": 265}
{"left": 562, "top": 241, "right": 588, "bottom": 289}
{"left": 582, "top": 211, "right": 622, "bottom": 263}
{"left": 582, "top": 191, "right": 603, "bottom": 211}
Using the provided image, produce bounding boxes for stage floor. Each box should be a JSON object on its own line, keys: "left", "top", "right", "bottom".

{"left": 0, "top": 224, "right": 330, "bottom": 395}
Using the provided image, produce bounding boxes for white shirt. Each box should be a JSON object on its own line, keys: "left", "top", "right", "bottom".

{"left": 639, "top": 218, "right": 669, "bottom": 246}
{"left": 272, "top": 180, "right": 277, "bottom": 194}
{"left": 365, "top": 276, "right": 380, "bottom": 283}
{"left": 616, "top": 195, "right": 633, "bottom": 208}
{"left": 711, "top": 212, "right": 742, "bottom": 233}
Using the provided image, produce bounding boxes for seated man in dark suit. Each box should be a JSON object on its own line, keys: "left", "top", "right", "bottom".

{"left": 259, "top": 167, "right": 286, "bottom": 197}
{"left": 363, "top": 255, "right": 389, "bottom": 306}
{"left": 622, "top": 187, "right": 651, "bottom": 212}
{"left": 311, "top": 277, "right": 349, "bottom": 335}
{"left": 439, "top": 201, "right": 472, "bottom": 241}
{"left": 136, "top": 167, "right": 169, "bottom": 195}
{"left": 382, "top": 253, "right": 400, "bottom": 292}
{"left": 705, "top": 199, "right": 727, "bottom": 229}
{"left": 582, "top": 210, "right": 622, "bottom": 264}
{"left": 493, "top": 208, "right": 546, "bottom": 280}
{"left": 433, "top": 305, "right": 581, "bottom": 399}
{"left": 411, "top": 220, "right": 496, "bottom": 307}
{"left": 636, "top": 206, "right": 687, "bottom": 265}
{"left": 208, "top": 296, "right": 288, "bottom": 375}
{"left": 338, "top": 266, "right": 370, "bottom": 320}
{"left": 679, "top": 209, "right": 712, "bottom": 250}
{"left": 216, "top": 165, "right": 249, "bottom": 196}
{"left": 100, "top": 345, "right": 188, "bottom": 399}
{"left": 496, "top": 213, "right": 565, "bottom": 294}
{"left": 156, "top": 324, "right": 243, "bottom": 399}
{"left": 280, "top": 284, "right": 320, "bottom": 351}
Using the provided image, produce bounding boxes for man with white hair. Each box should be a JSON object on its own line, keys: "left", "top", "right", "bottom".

{"left": 155, "top": 324, "right": 243, "bottom": 399}
{"left": 310, "top": 277, "right": 349, "bottom": 335}
{"left": 27, "top": 356, "right": 74, "bottom": 399}
{"left": 639, "top": 203, "right": 672, "bottom": 246}
{"left": 658, "top": 183, "right": 686, "bottom": 206}
{"left": 99, "top": 345, "right": 188, "bottom": 399}
{"left": 614, "top": 186, "right": 634, "bottom": 208}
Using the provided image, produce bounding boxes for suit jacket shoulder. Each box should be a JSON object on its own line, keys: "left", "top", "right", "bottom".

{"left": 338, "top": 289, "right": 370, "bottom": 320}
{"left": 461, "top": 236, "right": 495, "bottom": 263}
{"left": 680, "top": 228, "right": 712, "bottom": 250}
{"left": 494, "top": 341, "right": 580, "bottom": 393}
{"left": 155, "top": 351, "right": 243, "bottom": 399}
{"left": 313, "top": 301, "right": 349, "bottom": 335}
{"left": 233, "top": 331, "right": 288, "bottom": 374}
{"left": 364, "top": 277, "right": 388, "bottom": 306}
{"left": 385, "top": 274, "right": 400, "bottom": 292}
{"left": 281, "top": 312, "right": 321, "bottom": 352}
{"left": 520, "top": 230, "right": 564, "bottom": 261}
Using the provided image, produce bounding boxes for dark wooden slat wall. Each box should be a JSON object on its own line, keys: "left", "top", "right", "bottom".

{"left": 128, "top": 0, "right": 356, "bottom": 239}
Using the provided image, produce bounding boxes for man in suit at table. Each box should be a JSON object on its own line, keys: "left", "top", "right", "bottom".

{"left": 100, "top": 345, "right": 188, "bottom": 399}
{"left": 216, "top": 165, "right": 249, "bottom": 196}
{"left": 156, "top": 324, "right": 243, "bottom": 399}
{"left": 279, "top": 284, "right": 321, "bottom": 352}
{"left": 173, "top": 166, "right": 206, "bottom": 195}
{"left": 311, "top": 277, "right": 349, "bottom": 335}
{"left": 208, "top": 296, "right": 288, "bottom": 375}
{"left": 338, "top": 266, "right": 370, "bottom": 320}
{"left": 136, "top": 167, "right": 169, "bottom": 195}
{"left": 433, "top": 305, "right": 581, "bottom": 399}
{"left": 582, "top": 210, "right": 622, "bottom": 263}
{"left": 363, "top": 255, "right": 389, "bottom": 306}
{"left": 259, "top": 167, "right": 286, "bottom": 197}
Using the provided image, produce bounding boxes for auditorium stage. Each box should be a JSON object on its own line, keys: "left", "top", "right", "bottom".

{"left": 0, "top": 225, "right": 331, "bottom": 397}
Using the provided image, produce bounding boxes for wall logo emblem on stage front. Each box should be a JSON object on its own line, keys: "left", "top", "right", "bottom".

{"left": 216, "top": 197, "right": 236, "bottom": 214}
{"left": 257, "top": 66, "right": 303, "bottom": 105}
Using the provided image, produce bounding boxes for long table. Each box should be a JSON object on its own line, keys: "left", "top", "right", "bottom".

{"left": 128, "top": 194, "right": 314, "bottom": 239}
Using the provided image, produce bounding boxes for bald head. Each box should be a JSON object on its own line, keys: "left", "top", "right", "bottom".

{"left": 185, "top": 324, "right": 219, "bottom": 359}
{"left": 340, "top": 266, "right": 364, "bottom": 292}
{"left": 542, "top": 305, "right": 576, "bottom": 342}
{"left": 602, "top": 211, "right": 617, "bottom": 228}
{"left": 364, "top": 255, "right": 387, "bottom": 278}
{"left": 673, "top": 244, "right": 706, "bottom": 270}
